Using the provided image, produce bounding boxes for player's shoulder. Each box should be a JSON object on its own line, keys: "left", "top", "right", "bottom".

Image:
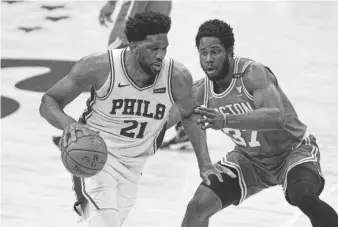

{"left": 169, "top": 60, "right": 194, "bottom": 88}
{"left": 193, "top": 78, "right": 205, "bottom": 105}
{"left": 238, "top": 57, "right": 254, "bottom": 66}
{"left": 76, "top": 52, "right": 110, "bottom": 74}
{"left": 245, "top": 61, "right": 266, "bottom": 75}
{"left": 193, "top": 78, "right": 205, "bottom": 96}
{"left": 171, "top": 60, "right": 191, "bottom": 78}
{"left": 170, "top": 59, "right": 205, "bottom": 104}
{"left": 170, "top": 60, "right": 204, "bottom": 88}
{"left": 71, "top": 52, "right": 110, "bottom": 89}
{"left": 242, "top": 59, "right": 277, "bottom": 90}
{"left": 193, "top": 78, "right": 205, "bottom": 90}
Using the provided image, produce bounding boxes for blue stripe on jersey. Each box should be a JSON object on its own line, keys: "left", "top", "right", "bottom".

{"left": 78, "top": 86, "right": 96, "bottom": 123}
{"left": 96, "top": 50, "right": 115, "bottom": 100}
{"left": 167, "top": 59, "right": 175, "bottom": 104}
{"left": 154, "top": 122, "right": 167, "bottom": 152}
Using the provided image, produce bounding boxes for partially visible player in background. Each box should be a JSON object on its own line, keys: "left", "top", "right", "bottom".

{"left": 99, "top": 0, "right": 172, "bottom": 47}
{"left": 52, "top": 0, "right": 172, "bottom": 146}
{"left": 160, "top": 120, "right": 191, "bottom": 150}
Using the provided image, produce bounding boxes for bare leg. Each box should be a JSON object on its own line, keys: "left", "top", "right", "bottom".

{"left": 182, "top": 172, "right": 241, "bottom": 227}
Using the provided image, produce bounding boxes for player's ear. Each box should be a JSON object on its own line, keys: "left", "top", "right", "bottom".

{"left": 227, "top": 47, "right": 234, "bottom": 60}
{"left": 129, "top": 42, "right": 139, "bottom": 55}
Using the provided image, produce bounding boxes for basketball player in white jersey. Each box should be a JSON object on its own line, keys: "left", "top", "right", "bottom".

{"left": 52, "top": 1, "right": 172, "bottom": 145}
{"left": 39, "top": 12, "right": 232, "bottom": 227}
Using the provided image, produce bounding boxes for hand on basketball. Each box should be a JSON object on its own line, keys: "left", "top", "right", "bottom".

{"left": 200, "top": 163, "right": 236, "bottom": 185}
{"left": 195, "top": 106, "right": 226, "bottom": 130}
{"left": 59, "top": 122, "right": 90, "bottom": 151}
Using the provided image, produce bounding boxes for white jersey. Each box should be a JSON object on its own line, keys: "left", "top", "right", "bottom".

{"left": 80, "top": 48, "right": 174, "bottom": 169}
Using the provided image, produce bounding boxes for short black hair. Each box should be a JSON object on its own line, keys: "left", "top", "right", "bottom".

{"left": 125, "top": 11, "right": 171, "bottom": 42}
{"left": 195, "top": 19, "right": 235, "bottom": 56}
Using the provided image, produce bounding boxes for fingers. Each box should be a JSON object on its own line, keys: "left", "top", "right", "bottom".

{"left": 202, "top": 168, "right": 224, "bottom": 185}
{"left": 201, "top": 124, "right": 213, "bottom": 130}
{"left": 224, "top": 168, "right": 237, "bottom": 178}
{"left": 69, "top": 125, "right": 77, "bottom": 142}
{"left": 81, "top": 127, "right": 90, "bottom": 136}
{"left": 216, "top": 164, "right": 237, "bottom": 178}
{"left": 59, "top": 124, "right": 79, "bottom": 150}
{"left": 201, "top": 164, "right": 237, "bottom": 186}
{"left": 60, "top": 123, "right": 98, "bottom": 151}
{"left": 202, "top": 172, "right": 222, "bottom": 186}
{"left": 197, "top": 118, "right": 213, "bottom": 130}
{"left": 215, "top": 171, "right": 224, "bottom": 183}
{"left": 61, "top": 131, "right": 68, "bottom": 151}
{"left": 99, "top": 15, "right": 107, "bottom": 27}
{"left": 202, "top": 174, "right": 211, "bottom": 185}
{"left": 197, "top": 118, "right": 209, "bottom": 125}
{"left": 106, "top": 14, "right": 113, "bottom": 23}
{"left": 60, "top": 126, "right": 74, "bottom": 151}
{"left": 72, "top": 124, "right": 92, "bottom": 139}
{"left": 194, "top": 109, "right": 214, "bottom": 118}
{"left": 195, "top": 107, "right": 215, "bottom": 113}
{"left": 58, "top": 136, "right": 63, "bottom": 151}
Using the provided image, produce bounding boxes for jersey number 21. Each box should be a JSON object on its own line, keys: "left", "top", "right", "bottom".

{"left": 120, "top": 120, "right": 148, "bottom": 138}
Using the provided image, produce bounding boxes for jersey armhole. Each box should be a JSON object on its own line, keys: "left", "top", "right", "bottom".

{"left": 203, "top": 77, "right": 209, "bottom": 107}
{"left": 265, "top": 66, "right": 279, "bottom": 88}
{"left": 167, "top": 58, "right": 175, "bottom": 104}
{"left": 240, "top": 61, "right": 254, "bottom": 100}
{"left": 95, "top": 50, "right": 115, "bottom": 100}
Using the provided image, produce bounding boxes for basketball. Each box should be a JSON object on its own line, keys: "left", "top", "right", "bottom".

{"left": 61, "top": 129, "right": 108, "bottom": 178}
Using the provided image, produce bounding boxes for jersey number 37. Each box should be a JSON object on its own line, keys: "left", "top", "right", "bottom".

{"left": 222, "top": 128, "right": 261, "bottom": 148}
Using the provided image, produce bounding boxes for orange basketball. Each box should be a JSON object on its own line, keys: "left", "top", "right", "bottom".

{"left": 61, "top": 130, "right": 108, "bottom": 178}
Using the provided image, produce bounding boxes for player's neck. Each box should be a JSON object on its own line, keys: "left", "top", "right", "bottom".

{"left": 213, "top": 58, "right": 235, "bottom": 93}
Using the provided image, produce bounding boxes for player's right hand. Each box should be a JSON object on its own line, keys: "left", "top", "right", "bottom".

{"left": 200, "top": 163, "right": 236, "bottom": 185}
{"left": 98, "top": 2, "right": 115, "bottom": 27}
{"left": 59, "top": 122, "right": 90, "bottom": 151}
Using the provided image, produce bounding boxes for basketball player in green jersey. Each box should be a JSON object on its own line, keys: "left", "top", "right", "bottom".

{"left": 40, "top": 12, "right": 232, "bottom": 227}
{"left": 168, "top": 19, "right": 338, "bottom": 227}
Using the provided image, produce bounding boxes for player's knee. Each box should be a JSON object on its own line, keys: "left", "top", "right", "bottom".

{"left": 286, "top": 163, "right": 324, "bottom": 207}
{"left": 185, "top": 185, "right": 222, "bottom": 221}
{"left": 185, "top": 197, "right": 209, "bottom": 222}
{"left": 287, "top": 179, "right": 319, "bottom": 207}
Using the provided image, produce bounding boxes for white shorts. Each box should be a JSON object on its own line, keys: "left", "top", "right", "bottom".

{"left": 73, "top": 155, "right": 141, "bottom": 224}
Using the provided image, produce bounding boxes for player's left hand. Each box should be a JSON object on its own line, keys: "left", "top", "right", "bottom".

{"left": 99, "top": 2, "right": 115, "bottom": 27}
{"left": 200, "top": 162, "right": 236, "bottom": 185}
{"left": 194, "top": 106, "right": 226, "bottom": 130}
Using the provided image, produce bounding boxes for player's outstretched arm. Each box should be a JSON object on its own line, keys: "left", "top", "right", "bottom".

{"left": 171, "top": 62, "right": 236, "bottom": 184}
{"left": 39, "top": 53, "right": 109, "bottom": 131}
{"left": 196, "top": 62, "right": 287, "bottom": 131}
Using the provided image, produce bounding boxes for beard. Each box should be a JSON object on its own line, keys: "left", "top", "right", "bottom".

{"left": 204, "top": 57, "right": 230, "bottom": 82}
{"left": 139, "top": 61, "right": 156, "bottom": 76}
{"left": 136, "top": 54, "right": 158, "bottom": 77}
